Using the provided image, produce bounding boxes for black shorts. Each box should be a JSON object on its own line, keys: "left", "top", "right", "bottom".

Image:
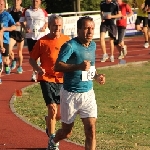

{"left": 0, "top": 62, "right": 3, "bottom": 73}
{"left": 10, "top": 31, "right": 24, "bottom": 43}
{"left": 40, "top": 81, "right": 63, "bottom": 106}
{"left": 2, "top": 43, "right": 9, "bottom": 57}
{"left": 114, "top": 26, "right": 126, "bottom": 45}
{"left": 26, "top": 38, "right": 37, "bottom": 52}
{"left": 100, "top": 23, "right": 117, "bottom": 38}
{"left": 135, "top": 16, "right": 148, "bottom": 27}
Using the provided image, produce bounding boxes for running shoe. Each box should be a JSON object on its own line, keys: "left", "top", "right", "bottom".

{"left": 100, "top": 54, "right": 109, "bottom": 62}
{"left": 47, "top": 138, "right": 59, "bottom": 150}
{"left": 0, "top": 78, "right": 2, "bottom": 84}
{"left": 110, "top": 56, "right": 114, "bottom": 62}
{"left": 118, "top": 55, "right": 124, "bottom": 59}
{"left": 5, "top": 66, "right": 11, "bottom": 74}
{"left": 17, "top": 66, "right": 23, "bottom": 74}
{"left": 144, "top": 42, "right": 149, "bottom": 48}
{"left": 10, "top": 60, "right": 16, "bottom": 70}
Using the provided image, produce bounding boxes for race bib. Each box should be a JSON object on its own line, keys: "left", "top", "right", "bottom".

{"left": 82, "top": 66, "right": 96, "bottom": 81}
{"left": 30, "top": 24, "right": 40, "bottom": 33}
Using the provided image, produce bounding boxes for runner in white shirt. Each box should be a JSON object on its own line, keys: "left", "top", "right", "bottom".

{"left": 19, "top": 0, "right": 48, "bottom": 81}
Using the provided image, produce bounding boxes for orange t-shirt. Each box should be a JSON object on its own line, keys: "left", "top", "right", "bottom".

{"left": 30, "top": 34, "right": 70, "bottom": 83}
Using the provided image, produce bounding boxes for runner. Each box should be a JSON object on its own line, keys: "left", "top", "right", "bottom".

{"left": 115, "top": 0, "right": 133, "bottom": 59}
{"left": 135, "top": 0, "right": 149, "bottom": 48}
{"left": 8, "top": 0, "right": 25, "bottom": 74}
{"left": 0, "top": 0, "right": 16, "bottom": 74}
{"left": 100, "top": 0, "right": 122, "bottom": 62}
{"left": 47, "top": 16, "right": 105, "bottom": 150}
{"left": 19, "top": 0, "right": 48, "bottom": 81}
{"left": 29, "top": 14, "right": 70, "bottom": 148}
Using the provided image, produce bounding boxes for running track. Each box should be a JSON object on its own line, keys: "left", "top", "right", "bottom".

{"left": 0, "top": 36, "right": 150, "bottom": 150}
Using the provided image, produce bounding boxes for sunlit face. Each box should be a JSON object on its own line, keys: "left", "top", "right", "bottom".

{"left": 13, "top": 0, "right": 22, "bottom": 6}
{"left": 0, "top": 0, "right": 5, "bottom": 12}
{"left": 48, "top": 18, "right": 63, "bottom": 37}
{"left": 32, "top": 0, "right": 41, "bottom": 9}
{"left": 78, "top": 20, "right": 95, "bottom": 43}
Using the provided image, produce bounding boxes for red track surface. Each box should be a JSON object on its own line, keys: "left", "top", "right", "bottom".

{"left": 0, "top": 36, "right": 150, "bottom": 150}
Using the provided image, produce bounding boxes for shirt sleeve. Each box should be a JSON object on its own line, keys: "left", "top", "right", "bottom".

{"left": 8, "top": 14, "right": 15, "bottom": 26}
{"left": 19, "top": 8, "right": 27, "bottom": 22}
{"left": 42, "top": 9, "right": 48, "bottom": 23}
{"left": 57, "top": 42, "right": 74, "bottom": 63}
{"left": 30, "top": 40, "right": 41, "bottom": 60}
{"left": 126, "top": 4, "right": 132, "bottom": 13}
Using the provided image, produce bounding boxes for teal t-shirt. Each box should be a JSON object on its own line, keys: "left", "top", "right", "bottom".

{"left": 57, "top": 37, "right": 96, "bottom": 93}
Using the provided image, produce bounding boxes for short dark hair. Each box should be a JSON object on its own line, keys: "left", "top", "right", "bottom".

{"left": 77, "top": 16, "right": 93, "bottom": 29}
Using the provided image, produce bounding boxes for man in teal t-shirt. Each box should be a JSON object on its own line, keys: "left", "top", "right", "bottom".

{"left": 47, "top": 16, "right": 105, "bottom": 150}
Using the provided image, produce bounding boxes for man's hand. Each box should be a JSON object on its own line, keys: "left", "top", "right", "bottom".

{"left": 80, "top": 60, "right": 91, "bottom": 71}
{"left": 0, "top": 47, "right": 5, "bottom": 53}
{"left": 95, "top": 74, "right": 105, "bottom": 85}
{"left": 37, "top": 67, "right": 46, "bottom": 76}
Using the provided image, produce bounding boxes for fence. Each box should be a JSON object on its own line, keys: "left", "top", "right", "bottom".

{"left": 46, "top": 8, "right": 140, "bottom": 39}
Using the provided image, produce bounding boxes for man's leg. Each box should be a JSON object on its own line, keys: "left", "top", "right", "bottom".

{"left": 82, "top": 117, "right": 96, "bottom": 150}
{"left": 2, "top": 43, "right": 10, "bottom": 74}
{"left": 27, "top": 38, "right": 37, "bottom": 82}
{"left": 143, "top": 17, "right": 149, "bottom": 48}
{"left": 100, "top": 31, "right": 109, "bottom": 62}
{"left": 116, "top": 27, "right": 126, "bottom": 59}
{"left": 16, "top": 40, "right": 24, "bottom": 74}
{"left": 9, "top": 38, "right": 17, "bottom": 70}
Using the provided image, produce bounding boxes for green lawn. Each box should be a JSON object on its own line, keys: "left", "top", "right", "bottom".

{"left": 14, "top": 62, "right": 150, "bottom": 150}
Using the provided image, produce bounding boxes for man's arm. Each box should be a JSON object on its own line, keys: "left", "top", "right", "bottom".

{"left": 54, "top": 60, "right": 91, "bottom": 72}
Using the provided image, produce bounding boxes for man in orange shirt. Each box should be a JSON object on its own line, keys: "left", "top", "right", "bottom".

{"left": 29, "top": 14, "right": 70, "bottom": 148}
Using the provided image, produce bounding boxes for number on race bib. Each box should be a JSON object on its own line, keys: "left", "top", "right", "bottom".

{"left": 82, "top": 66, "right": 96, "bottom": 81}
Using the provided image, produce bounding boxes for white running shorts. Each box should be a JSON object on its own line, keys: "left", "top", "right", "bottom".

{"left": 60, "top": 88, "right": 97, "bottom": 124}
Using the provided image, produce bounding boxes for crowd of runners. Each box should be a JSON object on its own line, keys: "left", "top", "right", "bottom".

{"left": 0, "top": 0, "right": 150, "bottom": 150}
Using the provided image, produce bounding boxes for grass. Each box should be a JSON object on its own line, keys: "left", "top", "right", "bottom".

{"left": 14, "top": 62, "right": 150, "bottom": 150}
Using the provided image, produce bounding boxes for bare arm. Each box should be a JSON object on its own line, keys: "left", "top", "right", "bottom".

{"left": 54, "top": 60, "right": 91, "bottom": 72}
{"left": 3, "top": 25, "right": 16, "bottom": 32}
{"left": 111, "top": 10, "right": 122, "bottom": 19}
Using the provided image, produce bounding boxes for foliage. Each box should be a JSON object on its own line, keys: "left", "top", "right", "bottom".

{"left": 7, "top": 0, "right": 136, "bottom": 13}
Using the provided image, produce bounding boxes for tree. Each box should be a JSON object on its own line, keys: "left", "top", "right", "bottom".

{"left": 43, "top": 0, "right": 74, "bottom": 13}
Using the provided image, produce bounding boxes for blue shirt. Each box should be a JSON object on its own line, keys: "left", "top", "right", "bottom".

{"left": 0, "top": 11, "right": 15, "bottom": 44}
{"left": 57, "top": 37, "right": 96, "bottom": 93}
